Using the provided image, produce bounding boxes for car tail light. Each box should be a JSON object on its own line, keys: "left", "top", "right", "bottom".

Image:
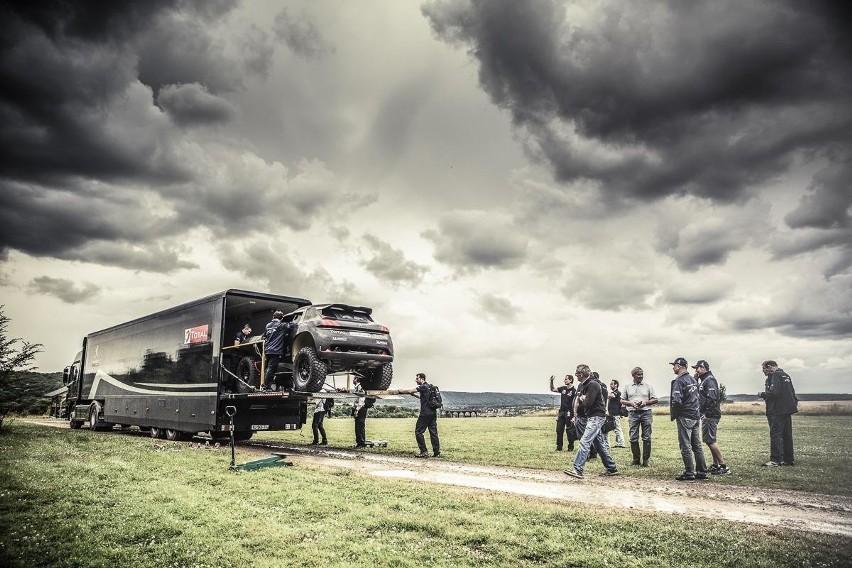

{"left": 378, "top": 325, "right": 389, "bottom": 333}
{"left": 319, "top": 318, "right": 340, "bottom": 327}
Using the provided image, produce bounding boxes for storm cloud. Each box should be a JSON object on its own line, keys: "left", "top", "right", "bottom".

{"left": 361, "top": 234, "right": 428, "bottom": 287}
{"left": 422, "top": 0, "right": 852, "bottom": 205}
{"left": 0, "top": 0, "right": 370, "bottom": 271}
{"left": 28, "top": 276, "right": 100, "bottom": 304}
{"left": 422, "top": 210, "right": 528, "bottom": 273}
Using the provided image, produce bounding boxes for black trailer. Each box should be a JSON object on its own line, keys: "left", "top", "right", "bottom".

{"left": 62, "top": 290, "right": 312, "bottom": 440}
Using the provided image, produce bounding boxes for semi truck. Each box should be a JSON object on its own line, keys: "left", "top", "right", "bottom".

{"left": 62, "top": 289, "right": 315, "bottom": 440}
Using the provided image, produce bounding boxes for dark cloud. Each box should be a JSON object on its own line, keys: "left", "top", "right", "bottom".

{"left": 28, "top": 276, "right": 100, "bottom": 304}
{"left": 422, "top": 0, "right": 852, "bottom": 206}
{"left": 780, "top": 158, "right": 852, "bottom": 275}
{"left": 0, "top": 2, "right": 367, "bottom": 272}
{"left": 0, "top": 179, "right": 185, "bottom": 263}
{"left": 655, "top": 219, "right": 749, "bottom": 272}
{"left": 561, "top": 267, "right": 655, "bottom": 311}
{"left": 476, "top": 293, "right": 518, "bottom": 323}
{"left": 273, "top": 8, "right": 334, "bottom": 58}
{"left": 218, "top": 240, "right": 357, "bottom": 302}
{"left": 422, "top": 211, "right": 527, "bottom": 273}
{"left": 156, "top": 83, "right": 237, "bottom": 126}
{"left": 725, "top": 274, "right": 852, "bottom": 338}
{"left": 361, "top": 234, "right": 428, "bottom": 287}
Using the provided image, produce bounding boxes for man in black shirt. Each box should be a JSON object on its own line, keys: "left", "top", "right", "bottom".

{"left": 758, "top": 360, "right": 798, "bottom": 466}
{"left": 565, "top": 364, "right": 619, "bottom": 479}
{"left": 550, "top": 374, "right": 577, "bottom": 451}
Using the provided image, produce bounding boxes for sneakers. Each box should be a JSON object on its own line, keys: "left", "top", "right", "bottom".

{"left": 601, "top": 469, "right": 620, "bottom": 476}
{"left": 614, "top": 444, "right": 626, "bottom": 448}
{"left": 695, "top": 472, "right": 708, "bottom": 481}
{"left": 711, "top": 465, "right": 731, "bottom": 475}
{"left": 415, "top": 452, "right": 429, "bottom": 458}
{"left": 762, "top": 461, "right": 781, "bottom": 467}
{"left": 310, "top": 441, "right": 318, "bottom": 445}
{"left": 319, "top": 441, "right": 328, "bottom": 446}
{"left": 564, "top": 468, "right": 584, "bottom": 479}
{"left": 556, "top": 447, "right": 563, "bottom": 451}
{"left": 433, "top": 453, "right": 442, "bottom": 458}
{"left": 675, "top": 473, "right": 696, "bottom": 482}
{"left": 631, "top": 459, "right": 641, "bottom": 466}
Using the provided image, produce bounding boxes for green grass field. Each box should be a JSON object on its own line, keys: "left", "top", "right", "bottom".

{"left": 264, "top": 413, "right": 852, "bottom": 496}
{"left": 1, "top": 417, "right": 851, "bottom": 567}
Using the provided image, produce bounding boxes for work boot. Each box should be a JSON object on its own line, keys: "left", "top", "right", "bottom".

{"left": 630, "top": 441, "right": 641, "bottom": 466}
{"left": 642, "top": 440, "right": 651, "bottom": 467}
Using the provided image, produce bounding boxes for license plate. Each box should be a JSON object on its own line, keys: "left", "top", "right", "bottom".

{"left": 349, "top": 331, "right": 374, "bottom": 338}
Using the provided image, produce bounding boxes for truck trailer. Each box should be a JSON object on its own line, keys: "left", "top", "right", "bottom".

{"left": 62, "top": 289, "right": 313, "bottom": 440}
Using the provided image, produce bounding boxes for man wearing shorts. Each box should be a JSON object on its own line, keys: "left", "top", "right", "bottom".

{"left": 694, "top": 360, "right": 730, "bottom": 475}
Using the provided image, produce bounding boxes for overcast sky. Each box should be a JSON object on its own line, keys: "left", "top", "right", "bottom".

{"left": 2, "top": 0, "right": 850, "bottom": 395}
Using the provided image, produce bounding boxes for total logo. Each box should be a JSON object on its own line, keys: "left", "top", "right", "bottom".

{"left": 184, "top": 324, "right": 209, "bottom": 344}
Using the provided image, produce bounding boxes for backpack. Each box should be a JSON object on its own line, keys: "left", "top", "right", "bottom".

{"left": 364, "top": 397, "right": 375, "bottom": 409}
{"left": 427, "top": 384, "right": 443, "bottom": 410}
{"left": 324, "top": 397, "right": 335, "bottom": 416}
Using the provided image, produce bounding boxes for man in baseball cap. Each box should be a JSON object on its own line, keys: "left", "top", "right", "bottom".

{"left": 670, "top": 357, "right": 707, "bottom": 481}
{"left": 692, "top": 360, "right": 730, "bottom": 475}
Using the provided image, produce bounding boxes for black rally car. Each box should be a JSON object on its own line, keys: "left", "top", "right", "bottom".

{"left": 284, "top": 303, "right": 394, "bottom": 392}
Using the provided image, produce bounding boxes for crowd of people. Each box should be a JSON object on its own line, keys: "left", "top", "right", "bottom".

{"left": 551, "top": 358, "right": 798, "bottom": 481}
{"left": 252, "top": 307, "right": 799, "bottom": 479}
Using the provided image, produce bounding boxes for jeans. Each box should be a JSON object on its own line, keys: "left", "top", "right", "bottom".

{"left": 768, "top": 414, "right": 794, "bottom": 464}
{"left": 415, "top": 413, "right": 440, "bottom": 455}
{"left": 676, "top": 417, "right": 707, "bottom": 474}
{"left": 573, "top": 416, "right": 617, "bottom": 474}
{"left": 609, "top": 416, "right": 625, "bottom": 446}
{"left": 628, "top": 410, "right": 653, "bottom": 442}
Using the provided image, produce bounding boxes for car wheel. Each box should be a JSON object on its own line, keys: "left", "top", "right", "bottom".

{"left": 360, "top": 362, "right": 393, "bottom": 390}
{"left": 293, "top": 346, "right": 327, "bottom": 392}
{"left": 150, "top": 427, "right": 164, "bottom": 439}
{"left": 165, "top": 429, "right": 181, "bottom": 441}
{"left": 236, "top": 356, "right": 260, "bottom": 392}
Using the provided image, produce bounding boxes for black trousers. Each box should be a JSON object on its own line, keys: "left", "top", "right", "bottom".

{"left": 354, "top": 407, "right": 368, "bottom": 446}
{"left": 264, "top": 355, "right": 282, "bottom": 387}
{"left": 768, "top": 414, "right": 794, "bottom": 464}
{"left": 415, "top": 413, "right": 440, "bottom": 455}
{"left": 312, "top": 411, "right": 326, "bottom": 443}
{"left": 556, "top": 411, "right": 576, "bottom": 450}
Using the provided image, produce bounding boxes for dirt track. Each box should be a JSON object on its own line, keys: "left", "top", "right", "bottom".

{"left": 23, "top": 418, "right": 852, "bottom": 538}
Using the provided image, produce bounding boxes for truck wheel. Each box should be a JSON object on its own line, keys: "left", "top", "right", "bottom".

{"left": 165, "top": 429, "right": 180, "bottom": 441}
{"left": 360, "top": 362, "right": 393, "bottom": 390}
{"left": 88, "top": 404, "right": 102, "bottom": 430}
{"left": 293, "top": 346, "right": 327, "bottom": 392}
{"left": 150, "top": 427, "right": 164, "bottom": 439}
{"left": 233, "top": 431, "right": 254, "bottom": 441}
{"left": 237, "top": 356, "right": 260, "bottom": 392}
{"left": 69, "top": 418, "right": 83, "bottom": 429}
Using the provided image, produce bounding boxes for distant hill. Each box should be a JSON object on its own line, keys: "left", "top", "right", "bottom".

{"left": 376, "top": 391, "right": 559, "bottom": 410}
{"left": 376, "top": 391, "right": 851, "bottom": 409}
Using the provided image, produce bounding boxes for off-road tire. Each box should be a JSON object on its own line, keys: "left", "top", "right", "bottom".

{"left": 236, "top": 356, "right": 260, "bottom": 392}
{"left": 150, "top": 427, "right": 164, "bottom": 439}
{"left": 359, "top": 362, "right": 393, "bottom": 390}
{"left": 293, "top": 346, "right": 327, "bottom": 392}
{"left": 234, "top": 431, "right": 254, "bottom": 441}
